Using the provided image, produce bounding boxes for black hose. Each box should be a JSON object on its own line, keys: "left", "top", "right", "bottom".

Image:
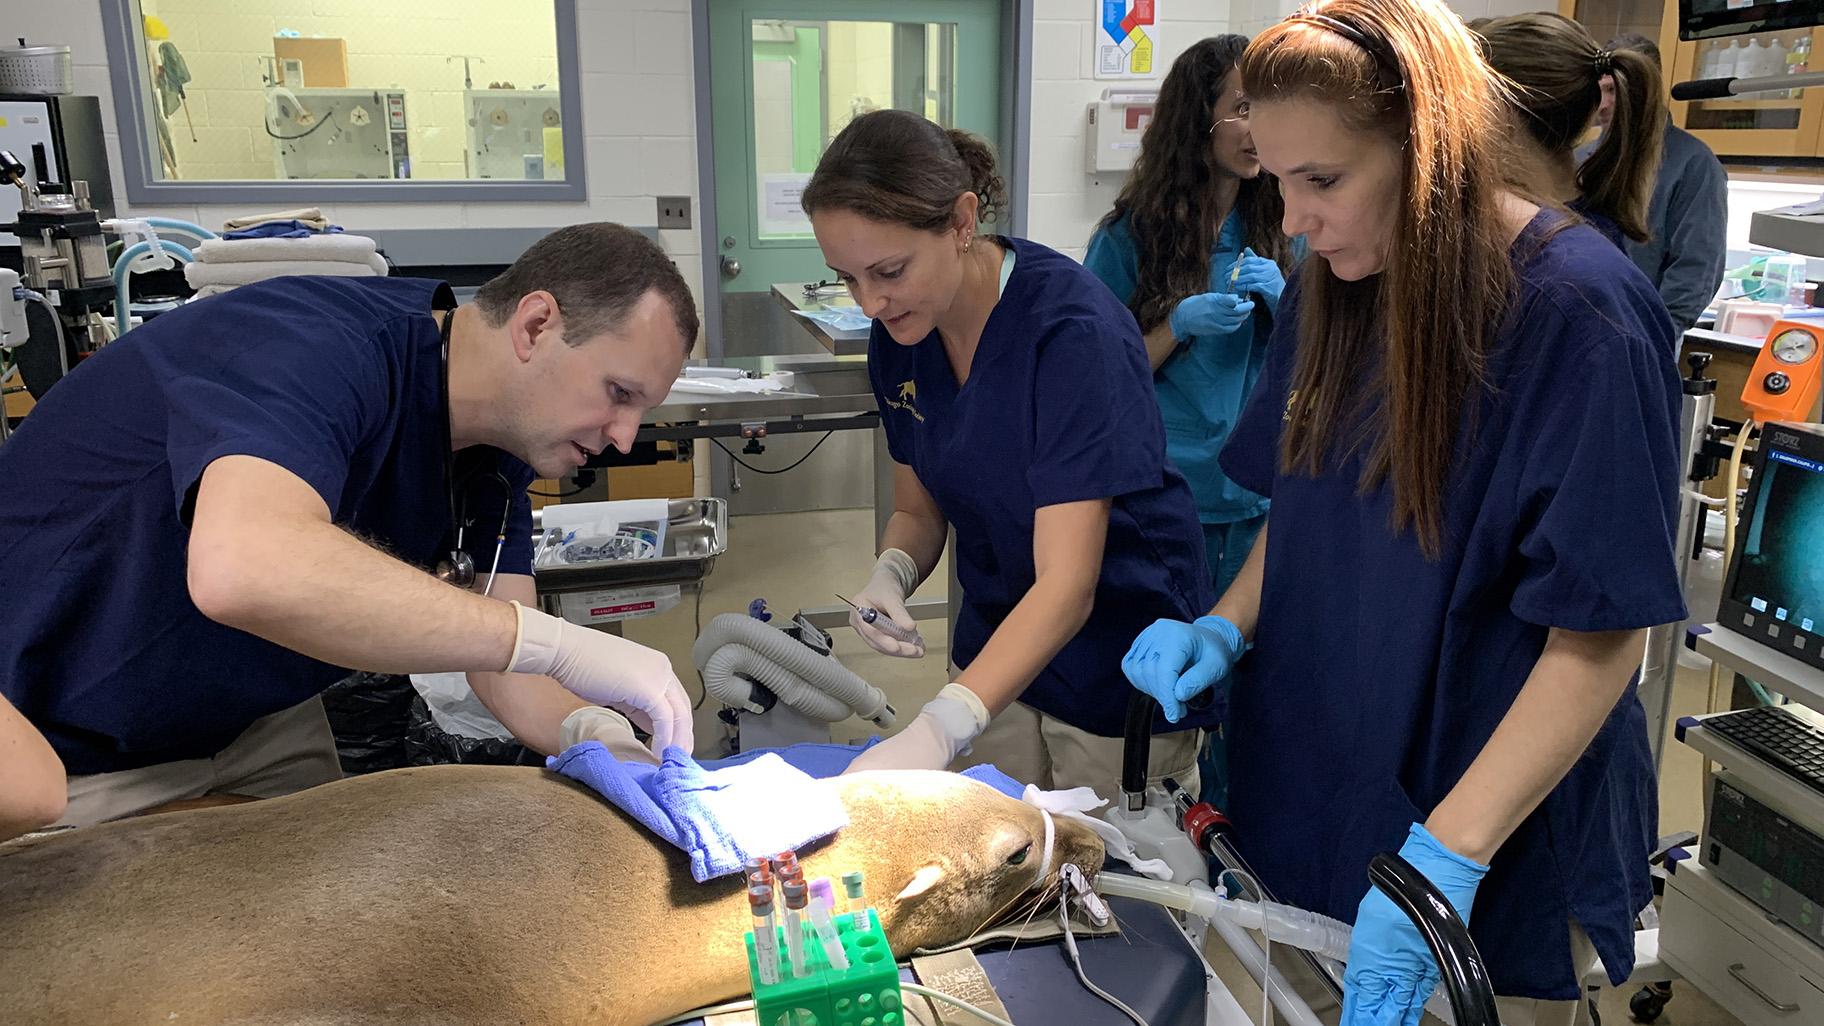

{"left": 1366, "top": 853, "right": 1501, "bottom": 1026}
{"left": 264, "top": 108, "right": 338, "bottom": 142}
{"left": 1121, "top": 692, "right": 1155, "bottom": 800}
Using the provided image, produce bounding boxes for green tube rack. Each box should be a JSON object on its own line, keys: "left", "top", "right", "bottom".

{"left": 745, "top": 908, "right": 904, "bottom": 1026}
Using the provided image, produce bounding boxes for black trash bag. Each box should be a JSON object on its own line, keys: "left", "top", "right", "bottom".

{"left": 320, "top": 671, "right": 416, "bottom": 775}
{"left": 403, "top": 694, "right": 542, "bottom": 767}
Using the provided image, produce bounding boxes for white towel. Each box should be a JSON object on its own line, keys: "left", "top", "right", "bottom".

{"left": 185, "top": 259, "right": 386, "bottom": 289}
{"left": 195, "top": 234, "right": 379, "bottom": 266}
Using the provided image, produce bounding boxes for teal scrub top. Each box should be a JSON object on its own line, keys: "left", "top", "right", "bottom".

{"left": 1084, "top": 211, "right": 1283, "bottom": 524}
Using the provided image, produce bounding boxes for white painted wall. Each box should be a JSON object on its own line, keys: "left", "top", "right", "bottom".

{"left": 11, "top": 0, "right": 706, "bottom": 327}
{"left": 1025, "top": 0, "right": 1238, "bottom": 261}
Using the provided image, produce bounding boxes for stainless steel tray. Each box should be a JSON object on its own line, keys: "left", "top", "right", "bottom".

{"left": 530, "top": 497, "right": 727, "bottom": 592}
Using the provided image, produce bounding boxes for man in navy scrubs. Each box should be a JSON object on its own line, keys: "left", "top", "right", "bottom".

{"left": 0, "top": 223, "right": 697, "bottom": 840}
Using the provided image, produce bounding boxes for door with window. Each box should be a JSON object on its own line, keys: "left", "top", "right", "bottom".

{"left": 708, "top": 0, "right": 1002, "bottom": 358}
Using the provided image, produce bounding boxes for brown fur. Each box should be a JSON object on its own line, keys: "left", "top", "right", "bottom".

{"left": 0, "top": 765, "right": 1103, "bottom": 1026}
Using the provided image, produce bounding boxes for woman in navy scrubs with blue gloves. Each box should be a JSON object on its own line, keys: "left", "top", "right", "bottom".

{"left": 1085, "top": 34, "right": 1299, "bottom": 595}
{"left": 1124, "top": 2, "right": 1684, "bottom": 1022}
{"left": 809, "top": 110, "right": 1215, "bottom": 800}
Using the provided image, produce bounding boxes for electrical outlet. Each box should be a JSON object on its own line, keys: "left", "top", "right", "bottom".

{"left": 656, "top": 196, "right": 692, "bottom": 229}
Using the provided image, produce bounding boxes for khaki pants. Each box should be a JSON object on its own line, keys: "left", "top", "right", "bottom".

{"left": 950, "top": 698, "right": 1202, "bottom": 808}
{"left": 1257, "top": 920, "right": 1597, "bottom": 1026}
{"left": 54, "top": 696, "right": 345, "bottom": 827}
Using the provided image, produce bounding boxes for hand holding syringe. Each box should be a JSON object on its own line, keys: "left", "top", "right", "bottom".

{"left": 836, "top": 594, "right": 926, "bottom": 648}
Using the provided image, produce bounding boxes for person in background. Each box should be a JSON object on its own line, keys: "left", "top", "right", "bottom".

{"left": 1085, "top": 35, "right": 1300, "bottom": 598}
{"left": 1475, "top": 12, "right": 1665, "bottom": 250}
{"left": 1084, "top": 35, "right": 1302, "bottom": 807}
{"left": 1579, "top": 31, "right": 1730, "bottom": 332}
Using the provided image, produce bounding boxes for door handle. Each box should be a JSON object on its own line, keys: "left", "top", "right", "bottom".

{"left": 1728, "top": 963, "right": 1801, "bottom": 1013}
{"left": 721, "top": 256, "right": 741, "bottom": 280}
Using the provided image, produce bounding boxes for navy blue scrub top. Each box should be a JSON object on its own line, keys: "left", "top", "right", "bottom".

{"left": 868, "top": 236, "right": 1215, "bottom": 736}
{"left": 1218, "top": 212, "right": 1685, "bottom": 998}
{"left": 0, "top": 276, "right": 535, "bottom": 776}
{"left": 1567, "top": 197, "right": 1627, "bottom": 249}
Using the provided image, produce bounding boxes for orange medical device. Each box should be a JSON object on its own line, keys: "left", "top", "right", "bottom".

{"left": 1745, "top": 319, "right": 1824, "bottom": 422}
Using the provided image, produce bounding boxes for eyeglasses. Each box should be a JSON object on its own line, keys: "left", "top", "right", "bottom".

{"left": 1209, "top": 114, "right": 1249, "bottom": 135}
{"left": 1208, "top": 104, "right": 1251, "bottom": 135}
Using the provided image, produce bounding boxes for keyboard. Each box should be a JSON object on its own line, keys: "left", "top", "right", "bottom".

{"left": 1701, "top": 706, "right": 1824, "bottom": 795}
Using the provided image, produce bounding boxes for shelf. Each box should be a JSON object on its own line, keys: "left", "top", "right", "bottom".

{"left": 1675, "top": 710, "right": 1824, "bottom": 836}
{"left": 1694, "top": 98, "right": 1806, "bottom": 111}
{"left": 1689, "top": 623, "right": 1824, "bottom": 715}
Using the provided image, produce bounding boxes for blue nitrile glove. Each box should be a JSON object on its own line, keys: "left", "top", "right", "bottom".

{"left": 1169, "top": 292, "right": 1254, "bottom": 340}
{"left": 1120, "top": 614, "right": 1247, "bottom": 722}
{"left": 1341, "top": 823, "right": 1490, "bottom": 1026}
{"left": 1230, "top": 247, "right": 1287, "bottom": 313}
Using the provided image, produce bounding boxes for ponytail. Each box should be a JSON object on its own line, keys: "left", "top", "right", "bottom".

{"left": 1576, "top": 45, "right": 1663, "bottom": 242}
{"left": 945, "top": 128, "right": 1006, "bottom": 223}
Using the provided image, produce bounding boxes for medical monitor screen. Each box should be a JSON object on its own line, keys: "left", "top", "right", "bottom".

{"left": 1720, "top": 423, "right": 1824, "bottom": 673}
{"left": 1682, "top": 0, "right": 1824, "bottom": 40}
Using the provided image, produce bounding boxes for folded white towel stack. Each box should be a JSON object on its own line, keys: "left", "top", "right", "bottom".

{"left": 185, "top": 230, "right": 388, "bottom": 294}
{"left": 194, "top": 234, "right": 380, "bottom": 266}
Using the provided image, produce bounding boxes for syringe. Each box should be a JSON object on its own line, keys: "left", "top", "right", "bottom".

{"left": 835, "top": 594, "right": 925, "bottom": 647}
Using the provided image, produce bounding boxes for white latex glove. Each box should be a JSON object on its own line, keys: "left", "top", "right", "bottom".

{"left": 847, "top": 548, "right": 927, "bottom": 658}
{"left": 843, "top": 683, "right": 989, "bottom": 773}
{"left": 508, "top": 601, "right": 695, "bottom": 757}
{"left": 558, "top": 705, "right": 661, "bottom": 766}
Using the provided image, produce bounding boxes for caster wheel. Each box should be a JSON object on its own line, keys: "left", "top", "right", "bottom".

{"left": 1629, "top": 985, "right": 1669, "bottom": 1024}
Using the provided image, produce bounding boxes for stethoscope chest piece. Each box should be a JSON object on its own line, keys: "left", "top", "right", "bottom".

{"left": 435, "top": 548, "right": 476, "bottom": 589}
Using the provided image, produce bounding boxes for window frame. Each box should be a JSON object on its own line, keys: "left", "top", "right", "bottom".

{"left": 100, "top": 0, "right": 588, "bottom": 203}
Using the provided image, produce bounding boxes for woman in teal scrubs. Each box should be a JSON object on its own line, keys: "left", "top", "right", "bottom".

{"left": 1086, "top": 35, "right": 1301, "bottom": 806}
{"left": 1085, "top": 34, "right": 1301, "bottom": 596}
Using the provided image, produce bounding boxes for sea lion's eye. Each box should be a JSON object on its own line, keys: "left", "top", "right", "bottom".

{"left": 1006, "top": 843, "right": 1032, "bottom": 866}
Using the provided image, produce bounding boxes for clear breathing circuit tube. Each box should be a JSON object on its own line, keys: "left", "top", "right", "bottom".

{"left": 1094, "top": 873, "right": 1470, "bottom": 1025}
{"left": 1093, "top": 873, "right": 1354, "bottom": 961}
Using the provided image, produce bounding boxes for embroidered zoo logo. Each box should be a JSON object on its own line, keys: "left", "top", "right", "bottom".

{"left": 887, "top": 379, "right": 925, "bottom": 422}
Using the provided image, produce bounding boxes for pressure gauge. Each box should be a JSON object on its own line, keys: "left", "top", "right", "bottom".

{"left": 1771, "top": 327, "right": 1818, "bottom": 365}
{"left": 1745, "top": 319, "right": 1824, "bottom": 422}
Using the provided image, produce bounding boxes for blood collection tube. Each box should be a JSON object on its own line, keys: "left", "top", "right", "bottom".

{"left": 807, "top": 878, "right": 850, "bottom": 970}
{"left": 781, "top": 878, "right": 809, "bottom": 978}
{"left": 842, "top": 871, "right": 867, "bottom": 932}
{"left": 749, "top": 884, "right": 782, "bottom": 986}
{"left": 749, "top": 870, "right": 772, "bottom": 892}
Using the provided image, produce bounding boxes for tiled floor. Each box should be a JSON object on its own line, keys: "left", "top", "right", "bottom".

{"left": 621, "top": 508, "right": 1747, "bottom": 1026}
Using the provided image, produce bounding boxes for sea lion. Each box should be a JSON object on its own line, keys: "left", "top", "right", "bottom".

{"left": 0, "top": 765, "right": 1104, "bottom": 1026}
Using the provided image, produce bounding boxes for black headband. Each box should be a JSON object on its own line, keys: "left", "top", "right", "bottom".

{"left": 1287, "top": 11, "right": 1405, "bottom": 90}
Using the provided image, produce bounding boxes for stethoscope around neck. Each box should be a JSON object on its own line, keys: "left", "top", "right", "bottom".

{"left": 431, "top": 307, "right": 513, "bottom": 595}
